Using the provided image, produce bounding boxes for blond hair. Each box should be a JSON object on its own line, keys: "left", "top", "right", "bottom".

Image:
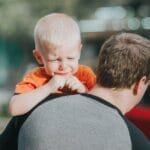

{"left": 34, "top": 13, "right": 81, "bottom": 51}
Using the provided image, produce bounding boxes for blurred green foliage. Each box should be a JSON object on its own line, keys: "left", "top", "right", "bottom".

{"left": 0, "top": 0, "right": 149, "bottom": 40}
{"left": 0, "top": 0, "right": 101, "bottom": 39}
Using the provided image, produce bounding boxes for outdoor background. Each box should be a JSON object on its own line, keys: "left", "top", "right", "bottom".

{"left": 0, "top": 0, "right": 150, "bottom": 133}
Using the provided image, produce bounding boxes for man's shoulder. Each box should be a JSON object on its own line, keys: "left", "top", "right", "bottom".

{"left": 18, "top": 94, "right": 133, "bottom": 150}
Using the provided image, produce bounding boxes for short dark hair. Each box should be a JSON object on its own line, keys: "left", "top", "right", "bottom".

{"left": 96, "top": 32, "right": 150, "bottom": 88}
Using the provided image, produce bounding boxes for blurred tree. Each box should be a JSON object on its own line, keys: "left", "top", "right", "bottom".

{"left": 0, "top": 0, "right": 149, "bottom": 39}
{"left": 0, "top": 0, "right": 80, "bottom": 39}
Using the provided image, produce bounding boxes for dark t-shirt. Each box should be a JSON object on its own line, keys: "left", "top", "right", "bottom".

{"left": 0, "top": 94, "right": 150, "bottom": 150}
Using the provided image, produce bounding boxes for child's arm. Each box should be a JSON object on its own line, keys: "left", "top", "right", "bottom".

{"left": 9, "top": 75, "right": 66, "bottom": 116}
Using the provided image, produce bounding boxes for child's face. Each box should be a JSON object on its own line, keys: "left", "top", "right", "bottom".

{"left": 36, "top": 42, "right": 82, "bottom": 76}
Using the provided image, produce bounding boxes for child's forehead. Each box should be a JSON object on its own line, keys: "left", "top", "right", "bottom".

{"left": 48, "top": 48, "right": 80, "bottom": 56}
{"left": 42, "top": 46, "right": 80, "bottom": 59}
{"left": 42, "top": 42, "right": 81, "bottom": 53}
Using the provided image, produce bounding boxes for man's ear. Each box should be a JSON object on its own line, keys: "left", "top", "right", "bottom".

{"left": 133, "top": 76, "right": 148, "bottom": 95}
{"left": 33, "top": 49, "right": 43, "bottom": 65}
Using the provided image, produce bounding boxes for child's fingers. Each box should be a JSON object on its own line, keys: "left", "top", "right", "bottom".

{"left": 50, "top": 75, "right": 67, "bottom": 90}
{"left": 68, "top": 82, "right": 85, "bottom": 92}
{"left": 69, "top": 83, "right": 79, "bottom": 91}
{"left": 65, "top": 76, "right": 86, "bottom": 92}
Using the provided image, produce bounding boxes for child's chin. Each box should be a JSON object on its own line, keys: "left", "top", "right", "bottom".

{"left": 54, "top": 72, "right": 70, "bottom": 76}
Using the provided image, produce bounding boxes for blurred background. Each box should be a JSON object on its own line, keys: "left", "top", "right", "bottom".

{"left": 0, "top": 0, "right": 150, "bottom": 132}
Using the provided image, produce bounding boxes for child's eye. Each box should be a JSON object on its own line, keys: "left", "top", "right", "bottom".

{"left": 48, "top": 59, "right": 57, "bottom": 62}
{"left": 68, "top": 57, "right": 75, "bottom": 60}
{"left": 49, "top": 58, "right": 61, "bottom": 62}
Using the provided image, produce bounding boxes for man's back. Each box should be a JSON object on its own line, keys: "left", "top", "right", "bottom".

{"left": 18, "top": 94, "right": 149, "bottom": 150}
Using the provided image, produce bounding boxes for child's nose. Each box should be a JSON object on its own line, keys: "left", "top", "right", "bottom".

{"left": 59, "top": 61, "right": 67, "bottom": 70}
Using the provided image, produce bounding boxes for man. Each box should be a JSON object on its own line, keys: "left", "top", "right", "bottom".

{"left": 0, "top": 32, "right": 150, "bottom": 150}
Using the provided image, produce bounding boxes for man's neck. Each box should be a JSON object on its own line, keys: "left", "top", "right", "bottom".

{"left": 88, "top": 85, "right": 135, "bottom": 114}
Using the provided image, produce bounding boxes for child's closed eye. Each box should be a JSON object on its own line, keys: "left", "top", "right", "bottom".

{"left": 67, "top": 57, "right": 75, "bottom": 60}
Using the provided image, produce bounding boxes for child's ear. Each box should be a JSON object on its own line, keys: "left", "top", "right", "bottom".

{"left": 78, "top": 44, "right": 83, "bottom": 59}
{"left": 33, "top": 49, "right": 43, "bottom": 65}
{"left": 80, "top": 44, "right": 83, "bottom": 50}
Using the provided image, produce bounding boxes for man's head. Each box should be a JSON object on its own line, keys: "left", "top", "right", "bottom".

{"left": 96, "top": 33, "right": 150, "bottom": 101}
{"left": 33, "top": 13, "right": 82, "bottom": 76}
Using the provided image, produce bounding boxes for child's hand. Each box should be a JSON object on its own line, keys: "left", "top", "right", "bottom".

{"left": 48, "top": 75, "right": 67, "bottom": 92}
{"left": 65, "top": 75, "right": 86, "bottom": 93}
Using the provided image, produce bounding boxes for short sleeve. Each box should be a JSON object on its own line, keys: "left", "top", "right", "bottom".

{"left": 15, "top": 67, "right": 50, "bottom": 94}
{"left": 75, "top": 65, "right": 96, "bottom": 90}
